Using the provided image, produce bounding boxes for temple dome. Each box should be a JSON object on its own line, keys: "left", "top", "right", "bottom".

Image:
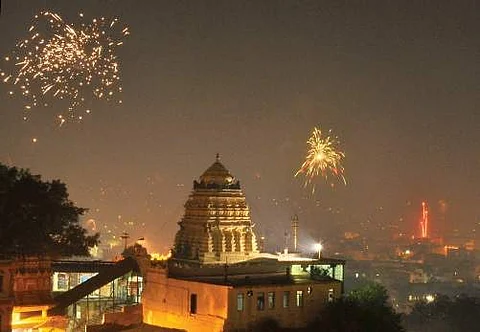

{"left": 174, "top": 154, "right": 259, "bottom": 263}
{"left": 198, "top": 154, "right": 235, "bottom": 186}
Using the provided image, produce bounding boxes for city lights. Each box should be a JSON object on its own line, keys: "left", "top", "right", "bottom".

{"left": 420, "top": 202, "right": 429, "bottom": 238}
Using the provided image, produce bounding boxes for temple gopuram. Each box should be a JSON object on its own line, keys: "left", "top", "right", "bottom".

{"left": 173, "top": 154, "right": 259, "bottom": 264}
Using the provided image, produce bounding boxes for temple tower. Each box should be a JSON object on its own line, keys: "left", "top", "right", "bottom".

{"left": 173, "top": 155, "right": 259, "bottom": 264}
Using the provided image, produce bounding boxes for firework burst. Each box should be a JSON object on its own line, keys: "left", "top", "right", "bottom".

{"left": 295, "top": 126, "right": 346, "bottom": 193}
{"left": 1, "top": 11, "right": 129, "bottom": 124}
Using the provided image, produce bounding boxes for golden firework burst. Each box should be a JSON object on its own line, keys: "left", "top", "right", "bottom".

{"left": 295, "top": 126, "right": 346, "bottom": 193}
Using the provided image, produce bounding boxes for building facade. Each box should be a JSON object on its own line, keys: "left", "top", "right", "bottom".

{"left": 0, "top": 257, "right": 65, "bottom": 332}
{"left": 143, "top": 258, "right": 344, "bottom": 331}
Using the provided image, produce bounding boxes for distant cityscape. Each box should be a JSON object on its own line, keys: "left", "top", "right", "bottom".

{"left": 84, "top": 161, "right": 480, "bottom": 319}
{"left": 87, "top": 192, "right": 480, "bottom": 318}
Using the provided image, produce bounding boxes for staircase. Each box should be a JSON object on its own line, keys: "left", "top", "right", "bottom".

{"left": 48, "top": 257, "right": 138, "bottom": 315}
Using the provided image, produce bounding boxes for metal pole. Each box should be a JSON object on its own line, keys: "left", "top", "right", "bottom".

{"left": 136, "top": 274, "right": 139, "bottom": 303}
{"left": 112, "top": 279, "right": 115, "bottom": 309}
{"left": 86, "top": 293, "right": 89, "bottom": 325}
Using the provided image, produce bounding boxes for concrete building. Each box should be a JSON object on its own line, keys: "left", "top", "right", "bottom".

{"left": 143, "top": 256, "right": 344, "bottom": 331}
{"left": 0, "top": 255, "right": 143, "bottom": 331}
{"left": 143, "top": 156, "right": 345, "bottom": 331}
{"left": 0, "top": 257, "right": 66, "bottom": 331}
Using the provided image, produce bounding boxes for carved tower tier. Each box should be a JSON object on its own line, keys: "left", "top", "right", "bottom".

{"left": 173, "top": 155, "right": 259, "bottom": 264}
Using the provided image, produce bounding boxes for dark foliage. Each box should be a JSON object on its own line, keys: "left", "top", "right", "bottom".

{"left": 247, "top": 317, "right": 281, "bottom": 332}
{"left": 404, "top": 294, "right": 480, "bottom": 332}
{"left": 308, "top": 282, "right": 404, "bottom": 332}
{"left": 0, "top": 163, "right": 99, "bottom": 257}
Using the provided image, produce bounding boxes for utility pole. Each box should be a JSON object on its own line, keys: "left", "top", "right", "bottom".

{"left": 291, "top": 214, "right": 299, "bottom": 252}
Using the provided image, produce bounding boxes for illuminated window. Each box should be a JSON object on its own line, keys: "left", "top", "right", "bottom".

{"left": 57, "top": 273, "right": 68, "bottom": 290}
{"left": 237, "top": 293, "right": 244, "bottom": 311}
{"left": 257, "top": 292, "right": 265, "bottom": 311}
{"left": 296, "top": 290, "right": 304, "bottom": 307}
{"left": 190, "top": 293, "right": 197, "bottom": 314}
{"left": 20, "top": 311, "right": 42, "bottom": 320}
{"left": 283, "top": 291, "right": 290, "bottom": 308}
{"left": 268, "top": 292, "right": 275, "bottom": 309}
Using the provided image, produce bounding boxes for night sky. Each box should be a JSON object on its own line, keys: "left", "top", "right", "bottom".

{"left": 0, "top": 1, "right": 478, "bottom": 254}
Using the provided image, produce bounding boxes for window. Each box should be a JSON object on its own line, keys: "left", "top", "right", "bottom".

{"left": 57, "top": 273, "right": 68, "bottom": 290}
{"left": 20, "top": 311, "right": 42, "bottom": 320}
{"left": 283, "top": 291, "right": 290, "bottom": 308}
{"left": 190, "top": 293, "right": 197, "bottom": 314}
{"left": 256, "top": 292, "right": 265, "bottom": 311}
{"left": 237, "top": 293, "right": 244, "bottom": 311}
{"left": 296, "top": 290, "right": 304, "bottom": 307}
{"left": 328, "top": 288, "right": 334, "bottom": 302}
{"left": 0, "top": 275, "right": 3, "bottom": 293}
{"left": 268, "top": 292, "right": 275, "bottom": 309}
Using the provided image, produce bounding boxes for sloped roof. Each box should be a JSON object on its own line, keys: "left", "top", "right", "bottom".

{"left": 199, "top": 154, "right": 235, "bottom": 186}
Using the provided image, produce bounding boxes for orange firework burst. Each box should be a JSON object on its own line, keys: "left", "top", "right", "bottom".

{"left": 295, "top": 126, "right": 346, "bottom": 192}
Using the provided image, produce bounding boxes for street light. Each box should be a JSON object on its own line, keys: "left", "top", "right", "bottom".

{"left": 314, "top": 243, "right": 323, "bottom": 259}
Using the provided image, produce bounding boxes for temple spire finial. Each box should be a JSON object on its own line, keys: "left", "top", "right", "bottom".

{"left": 216, "top": 153, "right": 220, "bottom": 162}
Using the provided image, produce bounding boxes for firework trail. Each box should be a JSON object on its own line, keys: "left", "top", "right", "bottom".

{"left": 1, "top": 11, "right": 129, "bottom": 124}
{"left": 295, "top": 126, "right": 346, "bottom": 193}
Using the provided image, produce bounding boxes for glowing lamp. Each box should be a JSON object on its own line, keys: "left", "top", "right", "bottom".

{"left": 314, "top": 243, "right": 323, "bottom": 259}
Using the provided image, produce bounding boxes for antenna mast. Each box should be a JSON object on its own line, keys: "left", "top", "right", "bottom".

{"left": 292, "top": 215, "right": 299, "bottom": 252}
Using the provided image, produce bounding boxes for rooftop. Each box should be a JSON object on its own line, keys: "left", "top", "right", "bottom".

{"left": 176, "top": 272, "right": 341, "bottom": 287}
{"left": 194, "top": 154, "right": 239, "bottom": 189}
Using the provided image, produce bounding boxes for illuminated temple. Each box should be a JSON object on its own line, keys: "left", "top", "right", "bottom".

{"left": 142, "top": 156, "right": 346, "bottom": 331}
{"left": 173, "top": 154, "right": 260, "bottom": 264}
{"left": 0, "top": 156, "right": 345, "bottom": 332}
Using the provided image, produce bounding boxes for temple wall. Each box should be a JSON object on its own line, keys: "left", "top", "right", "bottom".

{"left": 143, "top": 268, "right": 229, "bottom": 332}
{"left": 142, "top": 267, "right": 342, "bottom": 331}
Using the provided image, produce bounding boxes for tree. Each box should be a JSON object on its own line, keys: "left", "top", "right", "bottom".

{"left": 405, "top": 295, "right": 480, "bottom": 332}
{"left": 348, "top": 281, "right": 390, "bottom": 307}
{"left": 0, "top": 163, "right": 99, "bottom": 257}
{"left": 308, "top": 282, "right": 404, "bottom": 332}
{"left": 247, "top": 317, "right": 281, "bottom": 332}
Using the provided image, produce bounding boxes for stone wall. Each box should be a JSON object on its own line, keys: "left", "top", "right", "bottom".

{"left": 103, "top": 303, "right": 143, "bottom": 326}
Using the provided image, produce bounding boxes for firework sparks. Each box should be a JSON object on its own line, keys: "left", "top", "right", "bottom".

{"left": 1, "top": 11, "right": 129, "bottom": 124}
{"left": 295, "top": 126, "right": 346, "bottom": 193}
